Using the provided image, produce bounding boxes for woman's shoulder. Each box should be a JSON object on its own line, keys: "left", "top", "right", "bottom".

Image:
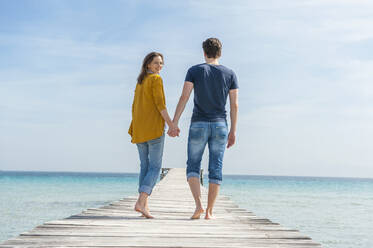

{"left": 150, "top": 73, "right": 162, "bottom": 78}
{"left": 145, "top": 73, "right": 161, "bottom": 80}
{"left": 146, "top": 73, "right": 162, "bottom": 84}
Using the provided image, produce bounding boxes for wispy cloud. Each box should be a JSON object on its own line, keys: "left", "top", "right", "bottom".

{"left": 1, "top": 0, "right": 373, "bottom": 176}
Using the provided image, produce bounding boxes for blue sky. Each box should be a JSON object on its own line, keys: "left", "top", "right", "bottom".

{"left": 1, "top": 0, "right": 373, "bottom": 177}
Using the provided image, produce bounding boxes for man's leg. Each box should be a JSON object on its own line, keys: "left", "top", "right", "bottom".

{"left": 188, "top": 177, "right": 204, "bottom": 219}
{"left": 205, "top": 183, "right": 220, "bottom": 219}
{"left": 206, "top": 121, "right": 228, "bottom": 219}
{"left": 186, "top": 122, "right": 209, "bottom": 219}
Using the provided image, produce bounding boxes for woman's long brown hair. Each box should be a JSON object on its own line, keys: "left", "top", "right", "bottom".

{"left": 137, "top": 52, "right": 164, "bottom": 84}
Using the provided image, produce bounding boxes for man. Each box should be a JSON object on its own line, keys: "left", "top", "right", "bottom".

{"left": 171, "top": 38, "right": 238, "bottom": 219}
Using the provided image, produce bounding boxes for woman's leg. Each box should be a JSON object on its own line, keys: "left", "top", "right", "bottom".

{"left": 136, "top": 142, "right": 149, "bottom": 193}
{"left": 140, "top": 135, "right": 165, "bottom": 194}
{"left": 134, "top": 192, "right": 153, "bottom": 218}
{"left": 136, "top": 135, "right": 165, "bottom": 218}
{"left": 135, "top": 142, "right": 153, "bottom": 218}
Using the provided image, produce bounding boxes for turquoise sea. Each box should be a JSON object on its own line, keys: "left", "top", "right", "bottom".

{"left": 1, "top": 171, "right": 372, "bottom": 248}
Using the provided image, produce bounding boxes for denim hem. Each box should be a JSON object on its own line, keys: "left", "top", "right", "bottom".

{"left": 186, "top": 172, "right": 200, "bottom": 180}
{"left": 139, "top": 185, "right": 153, "bottom": 195}
{"left": 209, "top": 178, "right": 222, "bottom": 185}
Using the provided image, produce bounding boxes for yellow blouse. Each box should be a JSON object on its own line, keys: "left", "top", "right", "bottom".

{"left": 128, "top": 73, "right": 166, "bottom": 143}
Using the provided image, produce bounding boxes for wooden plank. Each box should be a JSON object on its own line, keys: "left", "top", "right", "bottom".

{"left": 0, "top": 168, "right": 321, "bottom": 247}
{"left": 2, "top": 236, "right": 321, "bottom": 247}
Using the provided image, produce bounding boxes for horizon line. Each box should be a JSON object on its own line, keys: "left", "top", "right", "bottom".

{"left": 1, "top": 169, "right": 372, "bottom": 180}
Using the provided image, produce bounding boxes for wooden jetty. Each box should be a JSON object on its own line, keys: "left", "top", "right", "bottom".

{"left": 1, "top": 168, "right": 321, "bottom": 247}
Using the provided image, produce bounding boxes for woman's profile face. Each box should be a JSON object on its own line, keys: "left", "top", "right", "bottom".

{"left": 147, "top": 56, "right": 163, "bottom": 74}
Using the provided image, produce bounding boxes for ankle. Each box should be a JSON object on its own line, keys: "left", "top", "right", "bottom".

{"left": 136, "top": 199, "right": 146, "bottom": 208}
{"left": 195, "top": 203, "right": 204, "bottom": 210}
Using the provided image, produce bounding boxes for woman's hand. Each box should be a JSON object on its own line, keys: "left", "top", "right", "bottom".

{"left": 167, "top": 122, "right": 180, "bottom": 137}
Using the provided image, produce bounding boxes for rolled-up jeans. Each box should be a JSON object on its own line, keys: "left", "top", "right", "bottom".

{"left": 136, "top": 134, "right": 165, "bottom": 195}
{"left": 186, "top": 121, "right": 228, "bottom": 185}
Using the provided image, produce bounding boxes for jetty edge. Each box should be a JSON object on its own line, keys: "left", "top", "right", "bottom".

{"left": 0, "top": 168, "right": 321, "bottom": 247}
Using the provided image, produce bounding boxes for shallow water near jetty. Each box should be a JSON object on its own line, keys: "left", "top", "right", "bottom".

{"left": 220, "top": 175, "right": 373, "bottom": 248}
{"left": 1, "top": 171, "right": 372, "bottom": 248}
{"left": 0, "top": 171, "right": 138, "bottom": 242}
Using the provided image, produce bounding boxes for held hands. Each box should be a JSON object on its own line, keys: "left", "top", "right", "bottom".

{"left": 167, "top": 121, "right": 180, "bottom": 137}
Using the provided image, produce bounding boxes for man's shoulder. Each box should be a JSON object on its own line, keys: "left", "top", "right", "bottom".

{"left": 188, "top": 63, "right": 206, "bottom": 71}
{"left": 191, "top": 64, "right": 235, "bottom": 73}
{"left": 217, "top": 65, "right": 235, "bottom": 75}
{"left": 187, "top": 64, "right": 236, "bottom": 79}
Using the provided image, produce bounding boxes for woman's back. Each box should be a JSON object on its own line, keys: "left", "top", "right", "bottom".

{"left": 128, "top": 73, "right": 166, "bottom": 144}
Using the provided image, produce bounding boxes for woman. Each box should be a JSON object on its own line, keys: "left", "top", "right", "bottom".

{"left": 128, "top": 52, "right": 178, "bottom": 218}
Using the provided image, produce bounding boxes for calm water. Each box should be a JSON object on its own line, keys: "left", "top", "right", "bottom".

{"left": 220, "top": 175, "right": 373, "bottom": 248}
{"left": 1, "top": 171, "right": 373, "bottom": 247}
{"left": 0, "top": 171, "right": 138, "bottom": 242}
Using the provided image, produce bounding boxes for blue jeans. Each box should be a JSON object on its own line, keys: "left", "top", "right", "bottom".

{"left": 186, "top": 121, "right": 228, "bottom": 185}
{"left": 136, "top": 134, "right": 165, "bottom": 195}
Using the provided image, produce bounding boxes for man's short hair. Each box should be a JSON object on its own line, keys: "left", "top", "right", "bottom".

{"left": 202, "top": 38, "right": 222, "bottom": 58}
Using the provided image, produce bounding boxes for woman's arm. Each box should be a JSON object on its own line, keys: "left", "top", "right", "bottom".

{"left": 152, "top": 76, "right": 179, "bottom": 135}
{"left": 160, "top": 109, "right": 176, "bottom": 130}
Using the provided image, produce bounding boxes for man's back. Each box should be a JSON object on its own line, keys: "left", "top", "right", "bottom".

{"left": 185, "top": 63, "right": 238, "bottom": 122}
{"left": 171, "top": 37, "right": 238, "bottom": 219}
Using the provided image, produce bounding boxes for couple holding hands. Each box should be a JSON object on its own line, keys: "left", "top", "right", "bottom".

{"left": 128, "top": 38, "right": 239, "bottom": 219}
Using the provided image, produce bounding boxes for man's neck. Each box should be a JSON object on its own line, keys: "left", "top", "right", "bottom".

{"left": 205, "top": 57, "right": 219, "bottom": 65}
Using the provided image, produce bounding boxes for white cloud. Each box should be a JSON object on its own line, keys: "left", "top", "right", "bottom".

{"left": 1, "top": 0, "right": 373, "bottom": 177}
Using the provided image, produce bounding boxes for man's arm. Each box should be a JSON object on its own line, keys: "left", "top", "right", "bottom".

{"left": 173, "top": 81, "right": 194, "bottom": 127}
{"left": 227, "top": 89, "right": 238, "bottom": 148}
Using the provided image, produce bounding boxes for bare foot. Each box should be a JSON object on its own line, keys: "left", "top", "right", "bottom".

{"left": 140, "top": 207, "right": 150, "bottom": 217}
{"left": 135, "top": 203, "right": 154, "bottom": 219}
{"left": 205, "top": 209, "right": 215, "bottom": 220}
{"left": 191, "top": 207, "right": 204, "bottom": 219}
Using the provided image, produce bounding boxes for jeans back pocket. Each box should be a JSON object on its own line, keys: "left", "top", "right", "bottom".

{"left": 215, "top": 126, "right": 228, "bottom": 143}
{"left": 189, "top": 127, "right": 206, "bottom": 144}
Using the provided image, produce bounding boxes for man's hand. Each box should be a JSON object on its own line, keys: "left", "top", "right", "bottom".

{"left": 227, "top": 131, "right": 236, "bottom": 148}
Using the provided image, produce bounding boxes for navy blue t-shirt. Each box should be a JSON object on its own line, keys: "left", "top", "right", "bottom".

{"left": 185, "top": 63, "right": 238, "bottom": 122}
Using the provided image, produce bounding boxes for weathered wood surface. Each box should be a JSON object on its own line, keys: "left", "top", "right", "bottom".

{"left": 1, "top": 168, "right": 321, "bottom": 247}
